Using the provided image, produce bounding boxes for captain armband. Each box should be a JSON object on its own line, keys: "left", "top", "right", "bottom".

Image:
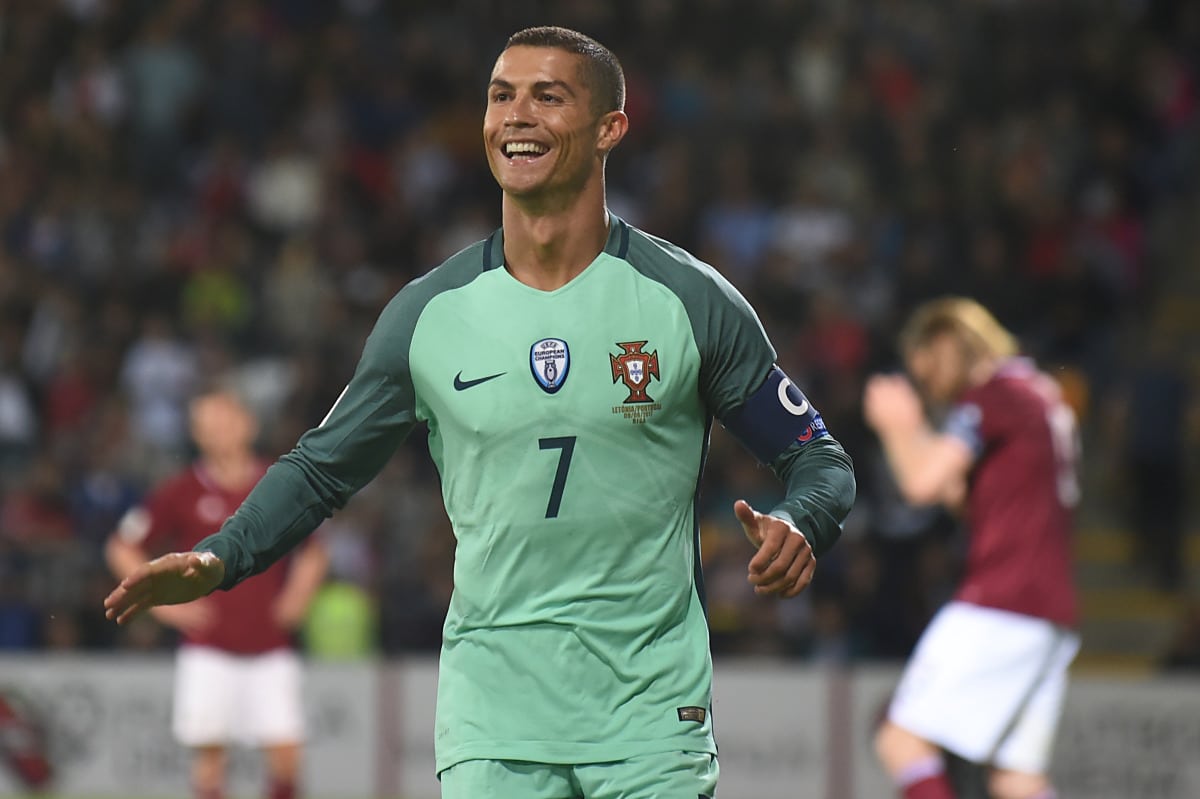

{"left": 721, "top": 366, "right": 829, "bottom": 464}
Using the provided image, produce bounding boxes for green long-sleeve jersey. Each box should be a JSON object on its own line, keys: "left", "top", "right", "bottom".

{"left": 197, "top": 215, "right": 855, "bottom": 772}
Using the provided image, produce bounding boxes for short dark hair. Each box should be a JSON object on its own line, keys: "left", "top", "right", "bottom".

{"left": 505, "top": 26, "right": 625, "bottom": 115}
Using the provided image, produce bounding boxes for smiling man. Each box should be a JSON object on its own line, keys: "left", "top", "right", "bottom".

{"left": 104, "top": 27, "right": 855, "bottom": 799}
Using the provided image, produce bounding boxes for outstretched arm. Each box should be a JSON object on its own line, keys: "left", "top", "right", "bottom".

{"left": 103, "top": 291, "right": 423, "bottom": 626}
{"left": 194, "top": 294, "right": 422, "bottom": 592}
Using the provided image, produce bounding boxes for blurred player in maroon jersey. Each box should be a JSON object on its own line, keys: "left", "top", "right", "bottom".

{"left": 106, "top": 387, "right": 328, "bottom": 799}
{"left": 863, "top": 298, "right": 1080, "bottom": 799}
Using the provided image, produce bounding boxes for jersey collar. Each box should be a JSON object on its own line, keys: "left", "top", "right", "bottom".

{"left": 482, "top": 211, "right": 630, "bottom": 271}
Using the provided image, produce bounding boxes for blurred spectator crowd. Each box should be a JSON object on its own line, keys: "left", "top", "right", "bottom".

{"left": 0, "top": 0, "right": 1197, "bottom": 662}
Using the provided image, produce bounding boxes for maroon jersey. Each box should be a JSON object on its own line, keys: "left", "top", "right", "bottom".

{"left": 943, "top": 358, "right": 1079, "bottom": 627}
{"left": 116, "top": 462, "right": 293, "bottom": 654}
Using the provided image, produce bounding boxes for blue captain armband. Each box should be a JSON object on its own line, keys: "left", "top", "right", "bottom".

{"left": 721, "top": 366, "right": 829, "bottom": 464}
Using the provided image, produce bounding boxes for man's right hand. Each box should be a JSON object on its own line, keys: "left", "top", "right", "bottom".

{"left": 104, "top": 551, "right": 225, "bottom": 626}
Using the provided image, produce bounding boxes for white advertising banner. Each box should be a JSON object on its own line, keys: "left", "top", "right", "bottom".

{"left": 710, "top": 661, "right": 830, "bottom": 799}
{"left": 1, "top": 656, "right": 1199, "bottom": 798}
{"left": 846, "top": 665, "right": 905, "bottom": 799}
{"left": 0, "top": 655, "right": 377, "bottom": 799}
{"left": 387, "top": 658, "right": 441, "bottom": 799}
{"left": 1052, "top": 677, "right": 1200, "bottom": 799}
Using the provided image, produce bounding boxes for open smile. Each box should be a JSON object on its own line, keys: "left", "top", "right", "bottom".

{"left": 502, "top": 141, "right": 550, "bottom": 162}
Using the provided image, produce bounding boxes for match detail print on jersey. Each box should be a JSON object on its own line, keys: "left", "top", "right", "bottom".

{"left": 610, "top": 340, "right": 662, "bottom": 424}
{"left": 721, "top": 365, "right": 828, "bottom": 463}
{"left": 530, "top": 337, "right": 570, "bottom": 393}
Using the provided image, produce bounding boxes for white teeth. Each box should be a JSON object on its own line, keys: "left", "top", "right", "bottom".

{"left": 505, "top": 142, "right": 548, "bottom": 156}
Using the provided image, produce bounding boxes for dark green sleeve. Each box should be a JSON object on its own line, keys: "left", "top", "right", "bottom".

{"left": 689, "top": 273, "right": 856, "bottom": 555}
{"left": 623, "top": 224, "right": 855, "bottom": 556}
{"left": 767, "top": 437, "right": 856, "bottom": 557}
{"left": 623, "top": 229, "right": 775, "bottom": 418}
{"left": 196, "top": 293, "right": 420, "bottom": 590}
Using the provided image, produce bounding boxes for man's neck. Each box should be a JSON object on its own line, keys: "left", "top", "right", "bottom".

{"left": 501, "top": 188, "right": 610, "bottom": 292}
{"left": 201, "top": 452, "right": 258, "bottom": 492}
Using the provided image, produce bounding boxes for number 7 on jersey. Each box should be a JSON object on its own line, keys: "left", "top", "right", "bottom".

{"left": 538, "top": 436, "right": 576, "bottom": 518}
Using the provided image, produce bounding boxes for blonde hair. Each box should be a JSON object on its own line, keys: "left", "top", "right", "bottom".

{"left": 900, "top": 297, "right": 1019, "bottom": 361}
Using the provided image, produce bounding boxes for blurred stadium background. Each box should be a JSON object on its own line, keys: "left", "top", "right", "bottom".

{"left": 0, "top": 0, "right": 1197, "bottom": 797}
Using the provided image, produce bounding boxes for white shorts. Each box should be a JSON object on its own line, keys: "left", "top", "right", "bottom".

{"left": 887, "top": 601, "right": 1079, "bottom": 774}
{"left": 173, "top": 645, "right": 305, "bottom": 748}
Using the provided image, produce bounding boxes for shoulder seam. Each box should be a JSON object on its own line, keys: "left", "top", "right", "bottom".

{"left": 482, "top": 232, "right": 496, "bottom": 271}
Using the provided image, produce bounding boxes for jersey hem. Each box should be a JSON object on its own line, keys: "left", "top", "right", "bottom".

{"left": 435, "top": 734, "right": 718, "bottom": 774}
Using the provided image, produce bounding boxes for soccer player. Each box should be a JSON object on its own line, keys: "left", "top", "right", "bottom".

{"left": 105, "top": 387, "right": 328, "bottom": 799}
{"left": 105, "top": 26, "right": 855, "bottom": 798}
{"left": 863, "top": 298, "right": 1080, "bottom": 799}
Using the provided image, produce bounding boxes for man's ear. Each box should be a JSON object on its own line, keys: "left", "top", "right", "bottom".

{"left": 596, "top": 110, "right": 629, "bottom": 155}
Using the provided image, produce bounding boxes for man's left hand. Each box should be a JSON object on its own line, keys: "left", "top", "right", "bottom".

{"left": 735, "top": 500, "right": 815, "bottom": 599}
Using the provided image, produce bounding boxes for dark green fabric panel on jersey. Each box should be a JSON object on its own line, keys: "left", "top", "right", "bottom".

{"left": 619, "top": 223, "right": 776, "bottom": 421}
{"left": 616, "top": 217, "right": 854, "bottom": 558}
{"left": 767, "top": 438, "right": 856, "bottom": 557}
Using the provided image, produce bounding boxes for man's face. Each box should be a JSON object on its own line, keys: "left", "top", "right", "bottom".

{"left": 483, "top": 46, "right": 609, "bottom": 202}
{"left": 190, "top": 393, "right": 257, "bottom": 459}
{"left": 906, "top": 333, "right": 970, "bottom": 405}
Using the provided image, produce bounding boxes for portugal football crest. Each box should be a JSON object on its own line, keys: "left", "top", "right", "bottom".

{"left": 610, "top": 341, "right": 660, "bottom": 403}
{"left": 530, "top": 337, "right": 570, "bottom": 393}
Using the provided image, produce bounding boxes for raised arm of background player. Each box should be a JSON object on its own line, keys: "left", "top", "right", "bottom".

{"left": 863, "top": 374, "right": 971, "bottom": 507}
{"left": 105, "top": 285, "right": 855, "bottom": 623}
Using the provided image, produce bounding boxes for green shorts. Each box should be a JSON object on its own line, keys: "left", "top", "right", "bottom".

{"left": 438, "top": 751, "right": 719, "bottom": 799}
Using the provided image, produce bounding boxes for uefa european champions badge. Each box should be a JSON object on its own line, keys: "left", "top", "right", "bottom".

{"left": 530, "top": 338, "right": 570, "bottom": 393}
